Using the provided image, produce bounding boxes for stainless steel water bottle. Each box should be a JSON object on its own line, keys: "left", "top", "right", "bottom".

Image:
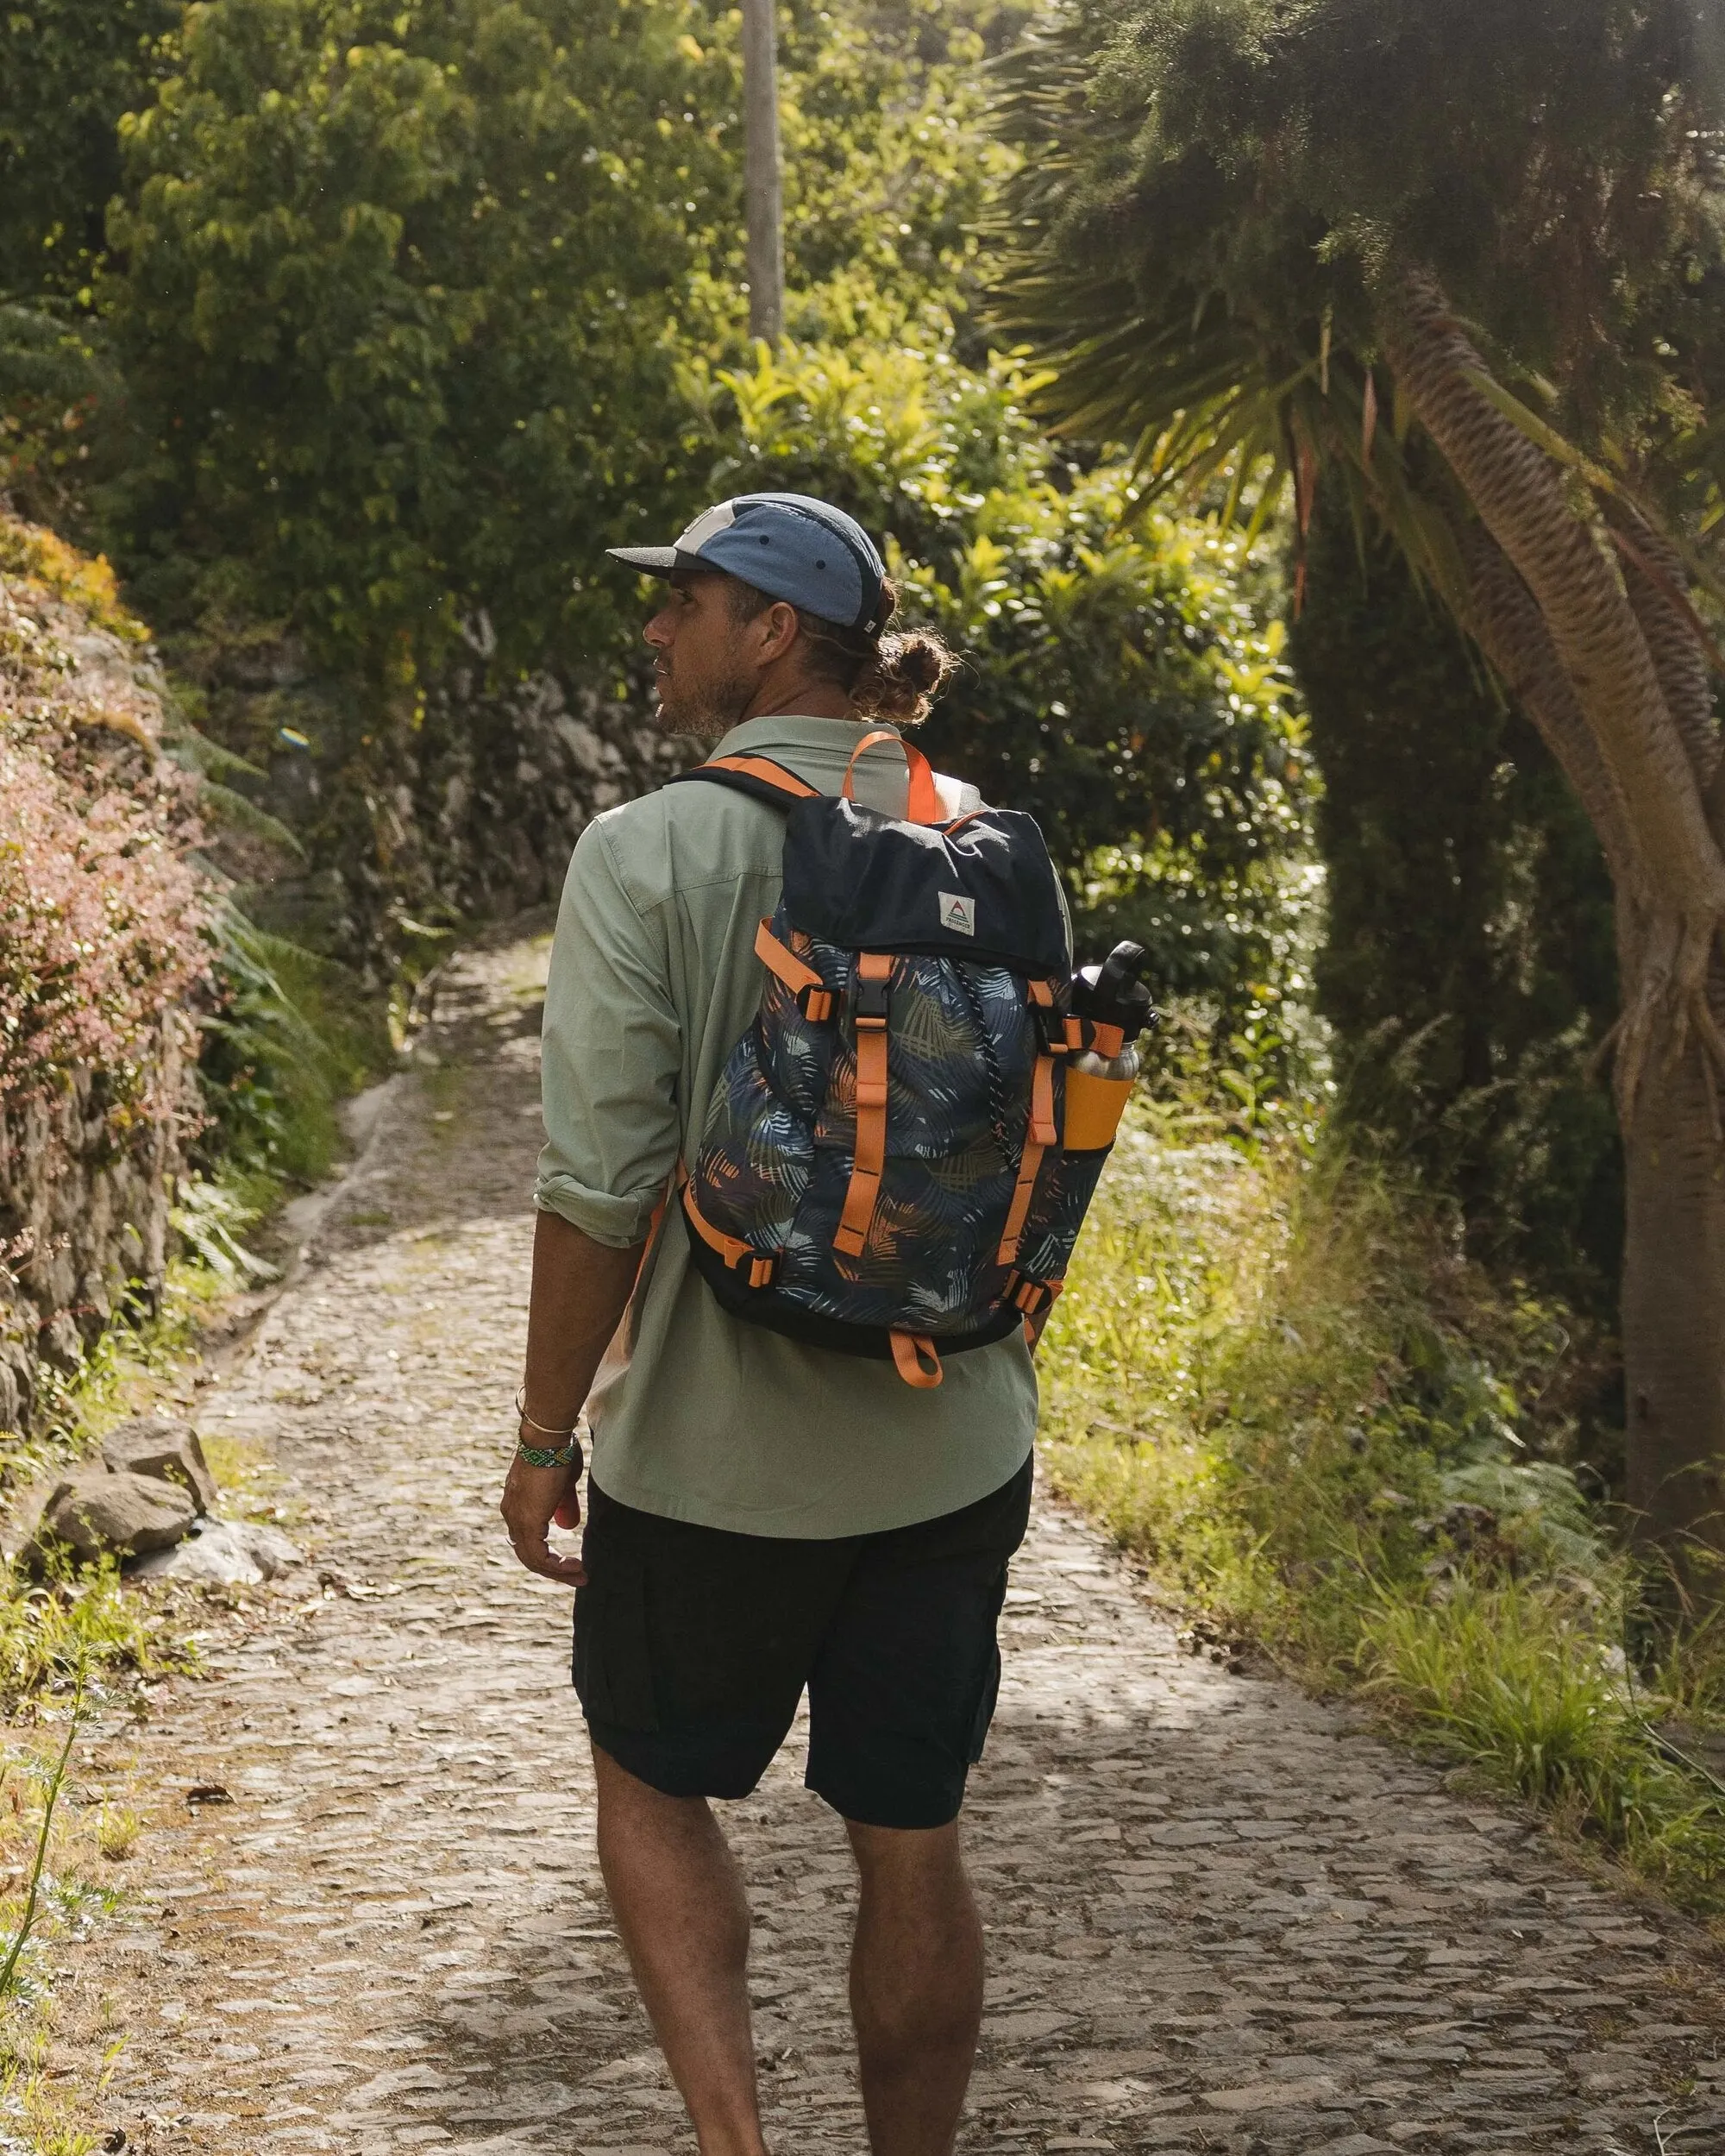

{"left": 1063, "top": 942, "right": 1157, "bottom": 1150}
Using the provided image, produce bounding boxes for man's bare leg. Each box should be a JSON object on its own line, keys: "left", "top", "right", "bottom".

{"left": 845, "top": 1818, "right": 985, "bottom": 2156}
{"left": 592, "top": 1744, "right": 767, "bottom": 2156}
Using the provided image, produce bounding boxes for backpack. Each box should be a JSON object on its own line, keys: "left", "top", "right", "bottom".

{"left": 672, "top": 729, "right": 1145, "bottom": 1387}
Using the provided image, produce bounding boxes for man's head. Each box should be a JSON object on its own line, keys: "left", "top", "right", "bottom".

{"left": 607, "top": 493, "right": 956, "bottom": 741}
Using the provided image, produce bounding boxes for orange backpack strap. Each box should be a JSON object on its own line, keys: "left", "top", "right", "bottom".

{"left": 841, "top": 728, "right": 943, "bottom": 826}
{"left": 666, "top": 755, "right": 821, "bottom": 810}
{"left": 996, "top": 1053, "right": 1057, "bottom": 1267}
{"left": 683, "top": 1180, "right": 780, "bottom": 1292}
{"left": 755, "top": 919, "right": 834, "bottom": 1021}
{"left": 833, "top": 952, "right": 894, "bottom": 1258}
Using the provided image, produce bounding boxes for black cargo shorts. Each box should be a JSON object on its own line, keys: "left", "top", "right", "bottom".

{"left": 572, "top": 1455, "right": 1033, "bottom": 1830}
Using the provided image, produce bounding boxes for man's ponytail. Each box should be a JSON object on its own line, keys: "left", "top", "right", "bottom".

{"left": 764, "top": 575, "right": 958, "bottom": 726}
{"left": 850, "top": 625, "right": 957, "bottom": 726}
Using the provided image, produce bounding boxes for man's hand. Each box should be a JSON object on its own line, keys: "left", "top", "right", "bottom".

{"left": 503, "top": 1213, "right": 647, "bottom": 1583}
{"left": 500, "top": 1455, "right": 586, "bottom": 1585}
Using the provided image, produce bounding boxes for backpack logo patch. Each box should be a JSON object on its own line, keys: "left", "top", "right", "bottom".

{"left": 938, "top": 891, "right": 976, "bottom": 937}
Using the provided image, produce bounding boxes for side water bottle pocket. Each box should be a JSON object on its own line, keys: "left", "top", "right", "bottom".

{"left": 1063, "top": 1065, "right": 1138, "bottom": 1152}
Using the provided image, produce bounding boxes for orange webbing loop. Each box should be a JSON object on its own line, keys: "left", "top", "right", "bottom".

{"left": 890, "top": 1331, "right": 944, "bottom": 1388}
{"left": 682, "top": 1182, "right": 778, "bottom": 1290}
{"left": 1029, "top": 1051, "right": 1057, "bottom": 1147}
{"left": 699, "top": 754, "right": 821, "bottom": 799}
{"left": 841, "top": 728, "right": 943, "bottom": 826}
{"left": 997, "top": 1054, "right": 1056, "bottom": 1266}
{"left": 1026, "top": 978, "right": 1073, "bottom": 1057}
{"left": 755, "top": 919, "right": 833, "bottom": 1021}
{"left": 834, "top": 953, "right": 894, "bottom": 1258}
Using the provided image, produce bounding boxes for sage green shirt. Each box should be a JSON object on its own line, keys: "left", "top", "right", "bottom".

{"left": 534, "top": 713, "right": 1038, "bottom": 1537}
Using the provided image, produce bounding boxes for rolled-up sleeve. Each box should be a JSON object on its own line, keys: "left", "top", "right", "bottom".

{"left": 534, "top": 816, "right": 681, "bottom": 1247}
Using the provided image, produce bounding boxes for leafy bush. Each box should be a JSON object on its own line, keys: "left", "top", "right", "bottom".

{"left": 103, "top": 0, "right": 734, "bottom": 677}
{"left": 677, "top": 341, "right": 1314, "bottom": 1005}
{"left": 195, "top": 902, "right": 381, "bottom": 1191}
{"left": 0, "top": 0, "right": 179, "bottom": 302}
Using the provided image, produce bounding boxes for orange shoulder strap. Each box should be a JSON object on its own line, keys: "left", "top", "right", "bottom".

{"left": 699, "top": 754, "right": 820, "bottom": 799}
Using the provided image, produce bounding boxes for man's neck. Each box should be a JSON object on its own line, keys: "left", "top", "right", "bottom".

{"left": 740, "top": 669, "right": 854, "bottom": 724}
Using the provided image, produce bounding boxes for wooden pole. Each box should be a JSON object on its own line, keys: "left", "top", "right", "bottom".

{"left": 741, "top": 0, "right": 784, "bottom": 344}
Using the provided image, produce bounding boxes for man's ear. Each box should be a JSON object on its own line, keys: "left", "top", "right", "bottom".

{"left": 754, "top": 600, "right": 803, "bottom": 665}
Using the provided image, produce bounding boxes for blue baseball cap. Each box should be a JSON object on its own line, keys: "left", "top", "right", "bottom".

{"left": 608, "top": 492, "right": 889, "bottom": 636}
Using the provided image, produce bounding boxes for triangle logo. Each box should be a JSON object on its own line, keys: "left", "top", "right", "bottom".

{"left": 938, "top": 891, "right": 976, "bottom": 937}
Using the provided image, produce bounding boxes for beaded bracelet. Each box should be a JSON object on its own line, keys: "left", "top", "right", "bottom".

{"left": 517, "top": 1436, "right": 582, "bottom": 1471}
{"left": 513, "top": 1388, "right": 582, "bottom": 1471}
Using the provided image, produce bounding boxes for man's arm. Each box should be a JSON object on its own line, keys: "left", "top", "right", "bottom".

{"left": 499, "top": 1210, "right": 646, "bottom": 1583}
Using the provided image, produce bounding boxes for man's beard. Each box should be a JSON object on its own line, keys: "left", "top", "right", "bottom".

{"left": 654, "top": 663, "right": 756, "bottom": 743}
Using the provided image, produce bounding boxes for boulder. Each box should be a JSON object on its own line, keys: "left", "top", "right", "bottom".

{"left": 41, "top": 1469, "right": 197, "bottom": 1562}
{"left": 0, "top": 1477, "right": 60, "bottom": 1565}
{"left": 100, "top": 1418, "right": 217, "bottom": 1513}
{"left": 129, "top": 1518, "right": 304, "bottom": 1585}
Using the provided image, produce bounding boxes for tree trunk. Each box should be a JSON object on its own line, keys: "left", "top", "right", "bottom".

{"left": 1384, "top": 275, "right": 1725, "bottom": 927}
{"left": 1620, "top": 889, "right": 1725, "bottom": 1589}
{"left": 741, "top": 0, "right": 785, "bottom": 344}
{"left": 1385, "top": 270, "right": 1725, "bottom": 1587}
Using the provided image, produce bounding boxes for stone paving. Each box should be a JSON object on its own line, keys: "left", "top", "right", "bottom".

{"left": 46, "top": 927, "right": 1725, "bottom": 2154}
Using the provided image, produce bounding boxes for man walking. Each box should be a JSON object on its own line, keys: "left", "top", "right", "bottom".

{"left": 500, "top": 493, "right": 1039, "bottom": 2156}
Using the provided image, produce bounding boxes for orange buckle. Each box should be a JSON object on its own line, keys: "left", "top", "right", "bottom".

{"left": 1006, "top": 1271, "right": 1063, "bottom": 1318}
{"left": 682, "top": 1183, "right": 781, "bottom": 1292}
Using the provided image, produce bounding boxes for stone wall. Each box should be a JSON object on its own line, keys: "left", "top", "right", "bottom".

{"left": 224, "top": 619, "right": 694, "bottom": 970}
{"left": 0, "top": 1021, "right": 199, "bottom": 1433}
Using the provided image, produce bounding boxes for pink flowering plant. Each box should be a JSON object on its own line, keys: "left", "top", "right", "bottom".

{"left": 0, "top": 738, "right": 210, "bottom": 1125}
{"left": 0, "top": 524, "right": 212, "bottom": 1136}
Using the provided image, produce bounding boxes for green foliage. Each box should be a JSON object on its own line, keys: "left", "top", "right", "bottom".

{"left": 195, "top": 900, "right": 381, "bottom": 1194}
{"left": 1044, "top": 1120, "right": 1725, "bottom": 1909}
{"left": 0, "top": 0, "right": 180, "bottom": 301}
{"left": 104, "top": 0, "right": 733, "bottom": 674}
{"left": 988, "top": 1, "right": 1725, "bottom": 594}
{"left": 770, "top": 0, "right": 1036, "bottom": 347}
{"left": 98, "top": 0, "right": 1047, "bottom": 676}
{"left": 1291, "top": 486, "right": 1623, "bottom": 1302}
{"left": 681, "top": 338, "right": 1314, "bottom": 1003}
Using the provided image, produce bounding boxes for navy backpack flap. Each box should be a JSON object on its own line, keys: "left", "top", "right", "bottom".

{"left": 780, "top": 797, "right": 1070, "bottom": 975}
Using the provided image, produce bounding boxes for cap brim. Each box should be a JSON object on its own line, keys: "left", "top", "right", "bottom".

{"left": 605, "top": 545, "right": 681, "bottom": 575}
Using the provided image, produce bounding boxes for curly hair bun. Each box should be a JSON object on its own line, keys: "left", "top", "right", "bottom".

{"left": 853, "top": 628, "right": 958, "bottom": 727}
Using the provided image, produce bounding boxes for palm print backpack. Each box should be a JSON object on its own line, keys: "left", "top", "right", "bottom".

{"left": 673, "top": 730, "right": 1147, "bottom": 1387}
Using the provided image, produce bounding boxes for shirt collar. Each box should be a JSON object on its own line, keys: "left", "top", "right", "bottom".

{"left": 710, "top": 713, "right": 899, "bottom": 761}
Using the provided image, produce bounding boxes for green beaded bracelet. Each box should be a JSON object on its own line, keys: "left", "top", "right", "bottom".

{"left": 516, "top": 1436, "right": 582, "bottom": 1471}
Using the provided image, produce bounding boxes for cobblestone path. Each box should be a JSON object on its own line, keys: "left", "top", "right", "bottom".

{"left": 52, "top": 927, "right": 1725, "bottom": 2155}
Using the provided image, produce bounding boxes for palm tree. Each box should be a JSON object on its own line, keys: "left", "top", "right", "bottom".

{"left": 990, "top": 0, "right": 1725, "bottom": 1591}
